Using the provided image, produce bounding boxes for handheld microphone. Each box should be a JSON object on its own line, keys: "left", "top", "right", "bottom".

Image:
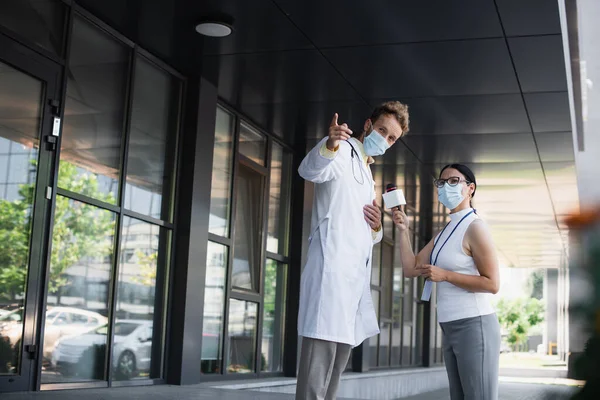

{"left": 382, "top": 183, "right": 406, "bottom": 210}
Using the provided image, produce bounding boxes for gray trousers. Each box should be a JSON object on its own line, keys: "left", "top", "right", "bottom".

{"left": 295, "top": 337, "right": 352, "bottom": 400}
{"left": 440, "top": 313, "right": 501, "bottom": 400}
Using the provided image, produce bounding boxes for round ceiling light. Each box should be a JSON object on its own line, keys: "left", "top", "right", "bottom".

{"left": 195, "top": 21, "right": 233, "bottom": 38}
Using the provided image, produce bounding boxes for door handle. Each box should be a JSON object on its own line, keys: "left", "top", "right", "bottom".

{"left": 25, "top": 344, "right": 37, "bottom": 360}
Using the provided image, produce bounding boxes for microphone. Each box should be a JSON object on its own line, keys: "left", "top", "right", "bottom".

{"left": 382, "top": 183, "right": 406, "bottom": 210}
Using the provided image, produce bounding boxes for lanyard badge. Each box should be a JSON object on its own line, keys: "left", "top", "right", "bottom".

{"left": 421, "top": 210, "right": 475, "bottom": 302}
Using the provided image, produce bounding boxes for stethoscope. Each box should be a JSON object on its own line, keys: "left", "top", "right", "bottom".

{"left": 346, "top": 140, "right": 366, "bottom": 185}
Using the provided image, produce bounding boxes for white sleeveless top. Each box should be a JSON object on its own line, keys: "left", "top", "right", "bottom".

{"left": 432, "top": 208, "right": 495, "bottom": 323}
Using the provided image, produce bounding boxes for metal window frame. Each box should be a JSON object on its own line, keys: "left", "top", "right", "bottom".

{"left": 32, "top": 2, "right": 186, "bottom": 391}
{"left": 203, "top": 102, "right": 293, "bottom": 380}
{"left": 0, "top": 30, "right": 64, "bottom": 393}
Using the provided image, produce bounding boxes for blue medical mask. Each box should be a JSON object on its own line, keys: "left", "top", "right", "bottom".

{"left": 363, "top": 130, "right": 390, "bottom": 157}
{"left": 438, "top": 183, "right": 465, "bottom": 210}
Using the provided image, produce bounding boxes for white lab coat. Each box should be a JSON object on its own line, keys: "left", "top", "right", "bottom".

{"left": 297, "top": 137, "right": 382, "bottom": 347}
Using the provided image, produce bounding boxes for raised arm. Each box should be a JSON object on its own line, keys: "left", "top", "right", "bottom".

{"left": 298, "top": 113, "right": 352, "bottom": 183}
{"left": 393, "top": 207, "right": 435, "bottom": 278}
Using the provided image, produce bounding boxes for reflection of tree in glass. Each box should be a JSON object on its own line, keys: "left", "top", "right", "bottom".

{"left": 0, "top": 182, "right": 33, "bottom": 301}
{"left": 131, "top": 251, "right": 157, "bottom": 287}
{"left": 51, "top": 162, "right": 115, "bottom": 296}
{"left": 0, "top": 161, "right": 115, "bottom": 301}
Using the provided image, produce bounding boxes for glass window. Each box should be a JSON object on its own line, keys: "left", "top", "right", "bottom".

{"left": 231, "top": 165, "right": 264, "bottom": 291}
{"left": 42, "top": 196, "right": 116, "bottom": 383}
{"left": 266, "top": 143, "right": 292, "bottom": 255}
{"left": 261, "top": 260, "right": 287, "bottom": 372}
{"left": 238, "top": 122, "right": 266, "bottom": 166}
{"left": 393, "top": 243, "right": 403, "bottom": 293}
{"left": 0, "top": 0, "right": 66, "bottom": 56}
{"left": 371, "top": 242, "right": 381, "bottom": 286}
{"left": 59, "top": 16, "right": 130, "bottom": 204}
{"left": 201, "top": 242, "right": 228, "bottom": 374}
{"left": 0, "top": 60, "right": 42, "bottom": 376}
{"left": 369, "top": 289, "right": 380, "bottom": 368}
{"left": 209, "top": 108, "right": 235, "bottom": 237}
{"left": 379, "top": 323, "right": 391, "bottom": 367}
{"left": 381, "top": 242, "right": 393, "bottom": 318}
{"left": 369, "top": 332, "right": 379, "bottom": 368}
{"left": 402, "top": 325, "right": 413, "bottom": 366}
{"left": 227, "top": 299, "right": 258, "bottom": 374}
{"left": 114, "top": 217, "right": 169, "bottom": 381}
{"left": 415, "top": 299, "right": 425, "bottom": 365}
{"left": 383, "top": 213, "right": 393, "bottom": 241}
{"left": 124, "top": 57, "right": 181, "bottom": 221}
{"left": 391, "top": 296, "right": 402, "bottom": 366}
{"left": 403, "top": 279, "right": 414, "bottom": 322}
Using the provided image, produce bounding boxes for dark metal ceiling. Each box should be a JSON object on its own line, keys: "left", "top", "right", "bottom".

{"left": 77, "top": 0, "right": 578, "bottom": 269}
{"left": 198, "top": 0, "right": 576, "bottom": 270}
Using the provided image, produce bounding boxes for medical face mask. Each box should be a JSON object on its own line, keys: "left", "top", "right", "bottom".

{"left": 438, "top": 183, "right": 465, "bottom": 210}
{"left": 363, "top": 130, "right": 390, "bottom": 157}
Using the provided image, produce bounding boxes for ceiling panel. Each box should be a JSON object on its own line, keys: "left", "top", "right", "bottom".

{"left": 496, "top": 0, "right": 562, "bottom": 37}
{"left": 433, "top": 162, "right": 546, "bottom": 186}
{"left": 543, "top": 162, "right": 580, "bottom": 215}
{"left": 525, "top": 92, "right": 572, "bottom": 132}
{"left": 534, "top": 131, "right": 575, "bottom": 162}
{"left": 509, "top": 35, "right": 567, "bottom": 93}
{"left": 402, "top": 133, "right": 539, "bottom": 164}
{"left": 239, "top": 100, "right": 371, "bottom": 144}
{"left": 323, "top": 39, "right": 519, "bottom": 98}
{"left": 374, "top": 94, "right": 529, "bottom": 135}
{"left": 274, "top": 0, "right": 502, "bottom": 48}
{"left": 189, "top": 0, "right": 576, "bottom": 269}
{"left": 205, "top": 50, "right": 361, "bottom": 106}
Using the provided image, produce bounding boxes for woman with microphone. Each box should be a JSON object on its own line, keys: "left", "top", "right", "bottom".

{"left": 393, "top": 163, "right": 501, "bottom": 400}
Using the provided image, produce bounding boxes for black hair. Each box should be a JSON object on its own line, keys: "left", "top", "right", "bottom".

{"left": 440, "top": 163, "right": 477, "bottom": 206}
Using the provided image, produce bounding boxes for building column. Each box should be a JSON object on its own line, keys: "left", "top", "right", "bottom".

{"left": 167, "top": 77, "right": 218, "bottom": 385}
{"left": 544, "top": 269, "right": 559, "bottom": 355}
{"left": 559, "top": 0, "right": 600, "bottom": 378}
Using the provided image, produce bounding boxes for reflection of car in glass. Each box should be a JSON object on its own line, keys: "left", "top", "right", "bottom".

{"left": 0, "top": 307, "right": 107, "bottom": 360}
{"left": 42, "top": 307, "right": 108, "bottom": 360}
{"left": 0, "top": 308, "right": 24, "bottom": 345}
{"left": 52, "top": 320, "right": 152, "bottom": 379}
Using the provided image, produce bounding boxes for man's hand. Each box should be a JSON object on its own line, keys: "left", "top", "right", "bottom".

{"left": 416, "top": 264, "right": 447, "bottom": 282}
{"left": 327, "top": 113, "right": 353, "bottom": 150}
{"left": 364, "top": 200, "right": 382, "bottom": 231}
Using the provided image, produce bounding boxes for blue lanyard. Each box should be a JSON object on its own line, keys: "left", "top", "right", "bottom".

{"left": 430, "top": 210, "right": 475, "bottom": 266}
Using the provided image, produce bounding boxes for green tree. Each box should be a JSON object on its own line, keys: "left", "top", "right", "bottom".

{"left": 496, "top": 297, "right": 545, "bottom": 351}
{"left": 0, "top": 184, "right": 35, "bottom": 301}
{"left": 0, "top": 161, "right": 115, "bottom": 301}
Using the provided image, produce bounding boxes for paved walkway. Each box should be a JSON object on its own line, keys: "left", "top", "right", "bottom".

{"left": 400, "top": 381, "right": 578, "bottom": 400}
{"left": 3, "top": 381, "right": 580, "bottom": 400}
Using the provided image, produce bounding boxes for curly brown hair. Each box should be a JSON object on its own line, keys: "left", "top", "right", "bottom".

{"left": 370, "top": 101, "right": 410, "bottom": 135}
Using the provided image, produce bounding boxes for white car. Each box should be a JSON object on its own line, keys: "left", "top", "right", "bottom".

{"left": 52, "top": 320, "right": 153, "bottom": 379}
{"left": 0, "top": 306, "right": 107, "bottom": 360}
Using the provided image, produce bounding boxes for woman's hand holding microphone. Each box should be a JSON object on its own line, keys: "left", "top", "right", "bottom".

{"left": 392, "top": 207, "right": 409, "bottom": 231}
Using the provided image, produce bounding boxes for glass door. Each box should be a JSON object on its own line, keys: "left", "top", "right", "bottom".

{"left": 0, "top": 33, "right": 62, "bottom": 392}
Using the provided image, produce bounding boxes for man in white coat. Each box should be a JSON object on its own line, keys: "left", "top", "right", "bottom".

{"left": 296, "top": 101, "right": 409, "bottom": 400}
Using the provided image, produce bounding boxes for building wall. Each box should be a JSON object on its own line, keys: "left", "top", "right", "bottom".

{"left": 0, "top": 0, "right": 441, "bottom": 392}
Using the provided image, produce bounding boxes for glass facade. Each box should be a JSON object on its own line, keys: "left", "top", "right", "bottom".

{"left": 13, "top": 12, "right": 182, "bottom": 386}
{"left": 0, "top": 60, "right": 44, "bottom": 376}
{"left": 367, "top": 163, "right": 433, "bottom": 369}
{"left": 0, "top": 0, "right": 445, "bottom": 392}
{"left": 202, "top": 106, "right": 292, "bottom": 376}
